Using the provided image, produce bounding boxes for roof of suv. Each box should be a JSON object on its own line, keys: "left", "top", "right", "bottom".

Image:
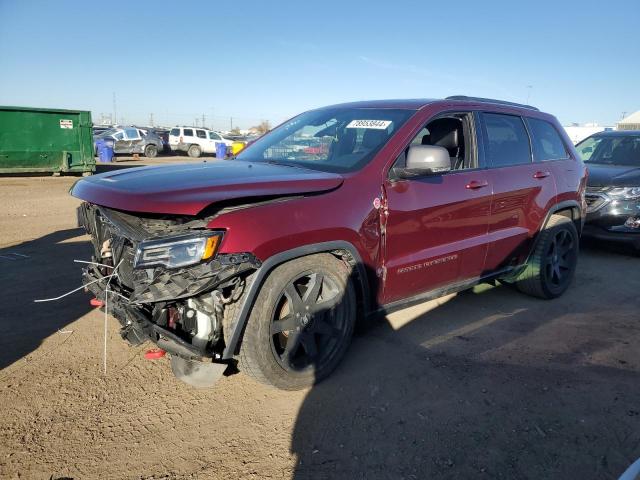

{"left": 321, "top": 96, "right": 540, "bottom": 112}
{"left": 589, "top": 130, "right": 640, "bottom": 137}
{"left": 322, "top": 99, "right": 438, "bottom": 110}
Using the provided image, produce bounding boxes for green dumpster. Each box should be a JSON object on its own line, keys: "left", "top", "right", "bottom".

{"left": 0, "top": 106, "right": 95, "bottom": 174}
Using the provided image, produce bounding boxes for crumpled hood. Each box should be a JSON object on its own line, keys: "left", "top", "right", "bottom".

{"left": 71, "top": 160, "right": 343, "bottom": 215}
{"left": 587, "top": 164, "right": 640, "bottom": 187}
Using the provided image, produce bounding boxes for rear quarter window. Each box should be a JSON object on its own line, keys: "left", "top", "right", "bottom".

{"left": 170, "top": 128, "right": 179, "bottom": 136}
{"left": 526, "top": 118, "right": 568, "bottom": 161}
{"left": 482, "top": 113, "right": 531, "bottom": 167}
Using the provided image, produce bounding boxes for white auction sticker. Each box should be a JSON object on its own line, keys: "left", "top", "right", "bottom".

{"left": 59, "top": 119, "right": 73, "bottom": 129}
{"left": 346, "top": 119, "right": 391, "bottom": 129}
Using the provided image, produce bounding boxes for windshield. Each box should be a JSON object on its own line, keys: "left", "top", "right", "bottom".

{"left": 235, "top": 107, "right": 415, "bottom": 173}
{"left": 576, "top": 135, "right": 640, "bottom": 166}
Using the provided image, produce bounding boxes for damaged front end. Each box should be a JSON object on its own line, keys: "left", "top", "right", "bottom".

{"left": 77, "top": 202, "right": 260, "bottom": 387}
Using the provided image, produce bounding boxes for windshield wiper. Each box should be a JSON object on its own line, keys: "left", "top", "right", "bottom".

{"left": 265, "top": 160, "right": 303, "bottom": 169}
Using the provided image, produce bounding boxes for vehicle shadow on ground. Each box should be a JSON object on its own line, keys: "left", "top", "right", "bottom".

{"left": 290, "top": 251, "right": 640, "bottom": 480}
{"left": 0, "top": 228, "right": 93, "bottom": 370}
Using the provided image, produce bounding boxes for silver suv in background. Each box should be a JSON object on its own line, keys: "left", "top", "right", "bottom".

{"left": 168, "top": 127, "right": 233, "bottom": 157}
{"left": 94, "top": 127, "right": 164, "bottom": 158}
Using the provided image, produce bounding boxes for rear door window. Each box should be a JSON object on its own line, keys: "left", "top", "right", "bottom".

{"left": 482, "top": 113, "right": 531, "bottom": 167}
{"left": 196, "top": 130, "right": 207, "bottom": 139}
{"left": 124, "top": 128, "right": 140, "bottom": 140}
{"left": 183, "top": 128, "right": 194, "bottom": 137}
{"left": 526, "top": 118, "right": 568, "bottom": 161}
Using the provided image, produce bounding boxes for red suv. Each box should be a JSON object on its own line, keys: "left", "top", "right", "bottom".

{"left": 73, "top": 96, "right": 587, "bottom": 390}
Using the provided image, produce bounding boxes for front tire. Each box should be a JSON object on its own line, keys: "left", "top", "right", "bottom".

{"left": 187, "top": 144, "right": 201, "bottom": 158}
{"left": 516, "top": 214, "right": 579, "bottom": 299}
{"left": 237, "top": 254, "right": 356, "bottom": 390}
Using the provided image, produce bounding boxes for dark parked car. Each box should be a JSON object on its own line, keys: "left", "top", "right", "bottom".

{"left": 94, "top": 126, "right": 163, "bottom": 158}
{"left": 576, "top": 131, "right": 640, "bottom": 249}
{"left": 72, "top": 97, "right": 587, "bottom": 390}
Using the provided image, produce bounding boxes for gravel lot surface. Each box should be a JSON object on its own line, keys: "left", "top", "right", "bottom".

{"left": 0, "top": 161, "right": 639, "bottom": 479}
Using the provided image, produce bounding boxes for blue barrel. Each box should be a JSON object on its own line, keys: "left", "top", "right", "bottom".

{"left": 215, "top": 142, "right": 227, "bottom": 159}
{"left": 95, "top": 139, "right": 105, "bottom": 156}
{"left": 99, "top": 143, "right": 114, "bottom": 163}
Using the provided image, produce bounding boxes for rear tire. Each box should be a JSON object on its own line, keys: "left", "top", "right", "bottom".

{"left": 237, "top": 254, "right": 356, "bottom": 390}
{"left": 144, "top": 144, "right": 158, "bottom": 158}
{"left": 187, "top": 144, "right": 201, "bottom": 158}
{"left": 516, "top": 214, "right": 579, "bottom": 299}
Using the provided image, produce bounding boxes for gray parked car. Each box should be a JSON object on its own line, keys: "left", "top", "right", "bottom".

{"left": 94, "top": 126, "right": 164, "bottom": 158}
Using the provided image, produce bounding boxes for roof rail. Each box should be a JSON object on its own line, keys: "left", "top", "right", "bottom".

{"left": 445, "top": 95, "right": 539, "bottom": 111}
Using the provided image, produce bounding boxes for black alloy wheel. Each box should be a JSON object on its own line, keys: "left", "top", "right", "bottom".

{"left": 269, "top": 271, "right": 347, "bottom": 372}
{"left": 544, "top": 228, "right": 574, "bottom": 289}
{"left": 516, "top": 214, "right": 579, "bottom": 299}
{"left": 236, "top": 253, "right": 356, "bottom": 390}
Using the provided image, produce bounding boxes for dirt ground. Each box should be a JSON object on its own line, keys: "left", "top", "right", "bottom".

{"left": 1, "top": 160, "right": 639, "bottom": 479}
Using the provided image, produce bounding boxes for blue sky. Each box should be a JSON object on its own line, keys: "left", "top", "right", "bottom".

{"left": 0, "top": 0, "right": 638, "bottom": 129}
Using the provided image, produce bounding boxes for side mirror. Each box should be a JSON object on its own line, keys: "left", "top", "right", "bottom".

{"left": 397, "top": 145, "right": 451, "bottom": 178}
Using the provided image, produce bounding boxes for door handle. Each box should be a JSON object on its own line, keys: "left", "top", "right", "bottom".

{"left": 465, "top": 180, "right": 489, "bottom": 190}
{"left": 533, "top": 171, "right": 551, "bottom": 179}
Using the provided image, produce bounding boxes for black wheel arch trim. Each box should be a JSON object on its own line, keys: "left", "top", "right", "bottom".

{"left": 524, "top": 199, "right": 583, "bottom": 265}
{"left": 543, "top": 200, "right": 583, "bottom": 232}
{"left": 222, "top": 241, "right": 370, "bottom": 359}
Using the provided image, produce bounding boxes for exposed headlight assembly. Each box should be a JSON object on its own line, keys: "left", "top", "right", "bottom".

{"left": 608, "top": 187, "right": 640, "bottom": 200}
{"left": 134, "top": 232, "right": 223, "bottom": 269}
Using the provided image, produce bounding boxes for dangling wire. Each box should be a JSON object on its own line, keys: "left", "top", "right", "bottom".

{"left": 33, "top": 259, "right": 124, "bottom": 376}
{"left": 34, "top": 259, "right": 121, "bottom": 303}
{"left": 34, "top": 277, "right": 105, "bottom": 303}
{"left": 73, "top": 259, "right": 115, "bottom": 269}
{"left": 102, "top": 260, "right": 123, "bottom": 376}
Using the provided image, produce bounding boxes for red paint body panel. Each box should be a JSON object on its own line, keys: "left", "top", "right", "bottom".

{"left": 484, "top": 163, "right": 557, "bottom": 269}
{"left": 382, "top": 171, "right": 492, "bottom": 303}
{"left": 71, "top": 161, "right": 344, "bottom": 215}
{"left": 210, "top": 174, "right": 383, "bottom": 283}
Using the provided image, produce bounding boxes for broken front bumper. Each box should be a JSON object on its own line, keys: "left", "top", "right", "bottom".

{"left": 84, "top": 266, "right": 207, "bottom": 359}
{"left": 77, "top": 202, "right": 261, "bottom": 369}
{"left": 84, "top": 264, "right": 246, "bottom": 388}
